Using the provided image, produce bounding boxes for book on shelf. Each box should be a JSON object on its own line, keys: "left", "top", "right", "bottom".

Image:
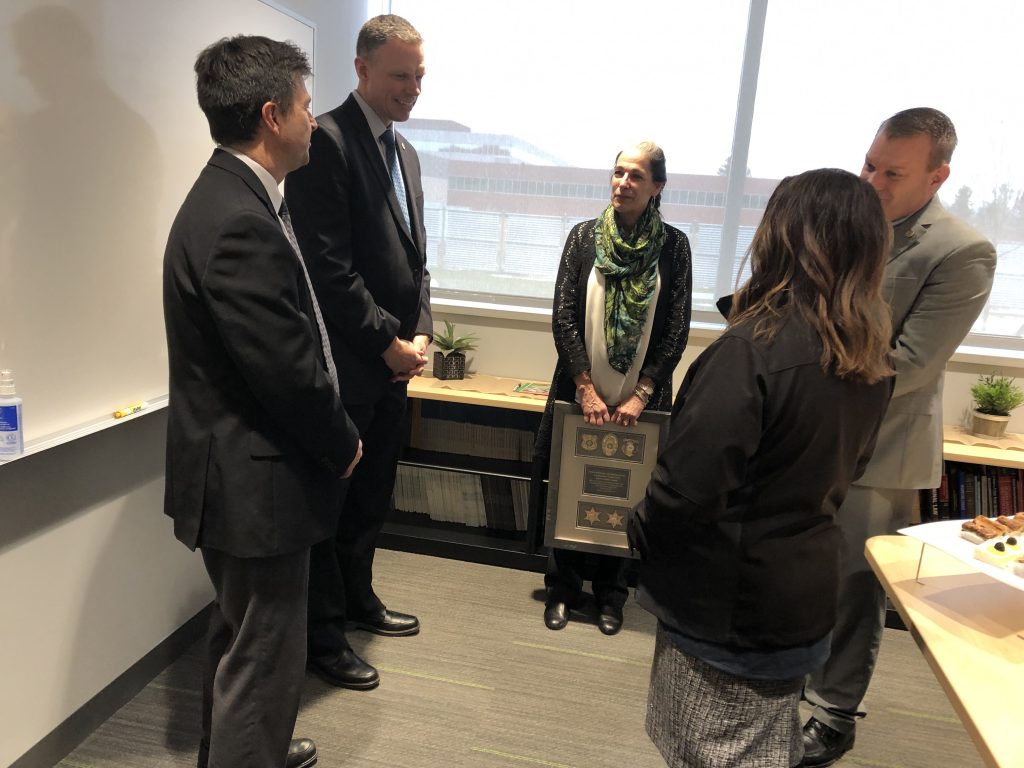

{"left": 962, "top": 468, "right": 973, "bottom": 518}
{"left": 997, "top": 468, "right": 1015, "bottom": 516}
{"left": 392, "top": 398, "right": 541, "bottom": 539}
{"left": 481, "top": 474, "right": 518, "bottom": 532}
{"left": 930, "top": 461, "right": 1024, "bottom": 522}
{"left": 413, "top": 416, "right": 534, "bottom": 462}
{"left": 392, "top": 464, "right": 529, "bottom": 532}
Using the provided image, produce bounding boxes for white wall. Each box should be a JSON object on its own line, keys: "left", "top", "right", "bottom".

{"left": 0, "top": 2, "right": 365, "bottom": 765}
{"left": 944, "top": 362, "right": 1024, "bottom": 432}
{"left": 0, "top": 412, "right": 211, "bottom": 767}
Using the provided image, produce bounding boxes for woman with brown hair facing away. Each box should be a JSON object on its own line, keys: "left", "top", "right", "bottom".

{"left": 629, "top": 168, "right": 894, "bottom": 768}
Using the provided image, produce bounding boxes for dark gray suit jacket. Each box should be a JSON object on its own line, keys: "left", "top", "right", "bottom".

{"left": 858, "top": 196, "right": 996, "bottom": 489}
{"left": 163, "top": 149, "right": 360, "bottom": 557}
{"left": 284, "top": 94, "right": 432, "bottom": 403}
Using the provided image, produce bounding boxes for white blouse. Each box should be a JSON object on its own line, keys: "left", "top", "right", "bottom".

{"left": 582, "top": 267, "right": 661, "bottom": 407}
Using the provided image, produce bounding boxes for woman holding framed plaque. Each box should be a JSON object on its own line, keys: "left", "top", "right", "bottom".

{"left": 629, "top": 168, "right": 894, "bottom": 768}
{"left": 532, "top": 141, "right": 692, "bottom": 635}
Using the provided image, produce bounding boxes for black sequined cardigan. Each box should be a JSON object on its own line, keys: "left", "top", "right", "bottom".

{"left": 533, "top": 218, "right": 692, "bottom": 464}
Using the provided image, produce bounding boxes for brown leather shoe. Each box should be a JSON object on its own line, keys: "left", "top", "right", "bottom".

{"left": 308, "top": 648, "right": 380, "bottom": 690}
{"left": 350, "top": 608, "right": 420, "bottom": 636}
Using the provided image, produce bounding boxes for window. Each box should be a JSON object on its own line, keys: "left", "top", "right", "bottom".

{"left": 750, "top": 0, "right": 1024, "bottom": 342}
{"left": 380, "top": 0, "right": 1024, "bottom": 343}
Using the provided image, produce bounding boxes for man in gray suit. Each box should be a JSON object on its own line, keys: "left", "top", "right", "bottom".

{"left": 801, "top": 108, "right": 996, "bottom": 767}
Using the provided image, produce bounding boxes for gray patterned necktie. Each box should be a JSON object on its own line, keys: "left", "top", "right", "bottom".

{"left": 278, "top": 200, "right": 340, "bottom": 397}
{"left": 381, "top": 126, "right": 411, "bottom": 229}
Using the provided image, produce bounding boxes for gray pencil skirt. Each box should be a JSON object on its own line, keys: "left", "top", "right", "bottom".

{"left": 645, "top": 624, "right": 803, "bottom": 768}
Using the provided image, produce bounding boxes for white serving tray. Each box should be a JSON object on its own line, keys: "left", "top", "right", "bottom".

{"left": 898, "top": 519, "right": 1024, "bottom": 592}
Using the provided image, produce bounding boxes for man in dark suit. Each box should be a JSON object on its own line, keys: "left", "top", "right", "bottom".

{"left": 284, "top": 14, "right": 432, "bottom": 690}
{"left": 801, "top": 108, "right": 996, "bottom": 767}
{"left": 163, "top": 36, "right": 361, "bottom": 768}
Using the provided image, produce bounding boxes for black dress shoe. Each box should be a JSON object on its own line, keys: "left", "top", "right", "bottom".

{"left": 308, "top": 648, "right": 380, "bottom": 690}
{"left": 197, "top": 737, "right": 317, "bottom": 768}
{"left": 286, "top": 737, "right": 317, "bottom": 768}
{"left": 801, "top": 717, "right": 854, "bottom": 767}
{"left": 597, "top": 604, "right": 623, "bottom": 636}
{"left": 544, "top": 601, "right": 569, "bottom": 630}
{"left": 350, "top": 608, "right": 420, "bottom": 636}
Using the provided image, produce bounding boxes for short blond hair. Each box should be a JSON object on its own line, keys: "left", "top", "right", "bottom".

{"left": 878, "top": 107, "right": 957, "bottom": 170}
{"left": 356, "top": 14, "right": 422, "bottom": 58}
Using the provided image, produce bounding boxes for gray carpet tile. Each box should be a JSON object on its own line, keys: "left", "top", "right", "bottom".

{"left": 59, "top": 549, "right": 985, "bottom": 768}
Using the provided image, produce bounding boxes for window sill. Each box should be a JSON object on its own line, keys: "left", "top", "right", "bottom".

{"left": 432, "top": 298, "right": 1024, "bottom": 370}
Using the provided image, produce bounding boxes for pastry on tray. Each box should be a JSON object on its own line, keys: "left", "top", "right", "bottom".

{"left": 961, "top": 515, "right": 1010, "bottom": 543}
{"left": 974, "top": 536, "right": 1022, "bottom": 567}
{"left": 996, "top": 512, "right": 1024, "bottom": 533}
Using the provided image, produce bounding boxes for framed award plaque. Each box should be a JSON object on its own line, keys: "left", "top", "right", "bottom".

{"left": 544, "top": 401, "right": 669, "bottom": 557}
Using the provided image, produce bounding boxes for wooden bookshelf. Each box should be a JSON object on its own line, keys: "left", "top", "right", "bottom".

{"left": 943, "top": 425, "right": 1024, "bottom": 470}
{"left": 381, "top": 372, "right": 549, "bottom": 571}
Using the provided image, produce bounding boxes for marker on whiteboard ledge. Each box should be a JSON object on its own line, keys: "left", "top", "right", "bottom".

{"left": 113, "top": 401, "right": 147, "bottom": 419}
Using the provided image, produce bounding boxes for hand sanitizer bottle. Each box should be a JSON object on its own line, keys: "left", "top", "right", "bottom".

{"left": 0, "top": 369, "right": 25, "bottom": 458}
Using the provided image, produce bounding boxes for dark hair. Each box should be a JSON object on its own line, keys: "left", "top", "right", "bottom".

{"left": 194, "top": 35, "right": 311, "bottom": 146}
{"left": 614, "top": 140, "right": 667, "bottom": 208}
{"left": 730, "top": 168, "right": 893, "bottom": 383}
{"left": 878, "top": 107, "right": 957, "bottom": 170}
{"left": 356, "top": 14, "right": 422, "bottom": 59}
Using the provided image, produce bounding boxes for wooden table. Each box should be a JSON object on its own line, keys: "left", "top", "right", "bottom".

{"left": 866, "top": 535, "right": 1024, "bottom": 768}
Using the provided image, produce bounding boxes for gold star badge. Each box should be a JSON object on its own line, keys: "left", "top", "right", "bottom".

{"left": 607, "top": 511, "right": 624, "bottom": 528}
{"left": 584, "top": 507, "right": 601, "bottom": 524}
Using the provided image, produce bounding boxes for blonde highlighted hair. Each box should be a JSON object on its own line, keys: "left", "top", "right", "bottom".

{"left": 729, "top": 168, "right": 893, "bottom": 383}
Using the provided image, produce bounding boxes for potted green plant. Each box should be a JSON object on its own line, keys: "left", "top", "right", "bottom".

{"left": 970, "top": 373, "right": 1024, "bottom": 438}
{"left": 432, "top": 320, "right": 477, "bottom": 380}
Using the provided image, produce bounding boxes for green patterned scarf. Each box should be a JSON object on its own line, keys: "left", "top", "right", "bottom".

{"left": 593, "top": 201, "right": 665, "bottom": 374}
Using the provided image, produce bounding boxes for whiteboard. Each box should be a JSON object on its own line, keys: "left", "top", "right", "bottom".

{"left": 0, "top": 0, "right": 315, "bottom": 446}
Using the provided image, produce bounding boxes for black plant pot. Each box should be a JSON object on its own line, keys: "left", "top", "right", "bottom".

{"left": 433, "top": 351, "right": 466, "bottom": 380}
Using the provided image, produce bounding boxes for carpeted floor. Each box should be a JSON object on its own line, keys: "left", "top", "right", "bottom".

{"left": 58, "top": 549, "right": 984, "bottom": 768}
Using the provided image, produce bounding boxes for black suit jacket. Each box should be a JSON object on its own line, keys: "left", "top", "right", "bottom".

{"left": 163, "top": 149, "right": 360, "bottom": 558}
{"left": 284, "top": 94, "right": 432, "bottom": 403}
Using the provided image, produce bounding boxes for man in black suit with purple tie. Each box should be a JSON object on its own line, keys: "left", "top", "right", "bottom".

{"left": 163, "top": 35, "right": 361, "bottom": 768}
{"left": 285, "top": 14, "right": 432, "bottom": 691}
